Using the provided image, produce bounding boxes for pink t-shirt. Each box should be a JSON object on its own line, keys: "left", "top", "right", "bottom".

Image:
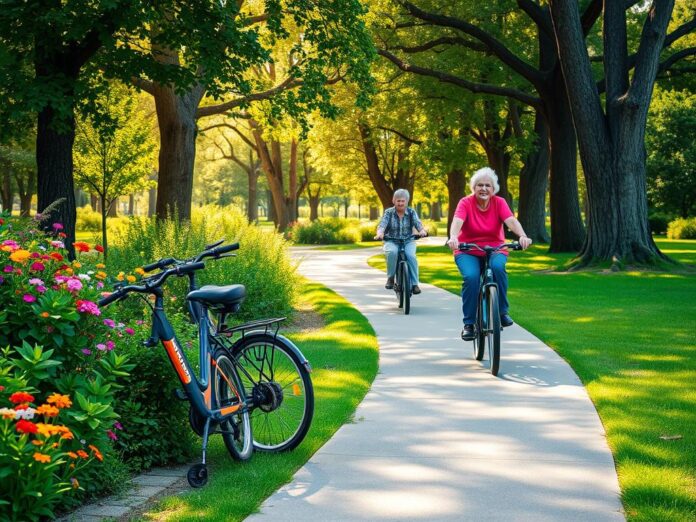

{"left": 454, "top": 195, "right": 513, "bottom": 256}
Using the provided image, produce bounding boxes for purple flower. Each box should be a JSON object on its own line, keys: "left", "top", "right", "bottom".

{"left": 66, "top": 278, "right": 83, "bottom": 292}
{"left": 52, "top": 223, "right": 63, "bottom": 231}
{"left": 3, "top": 266, "right": 13, "bottom": 273}
{"left": 106, "top": 340, "right": 115, "bottom": 350}
{"left": 0, "top": 276, "right": 4, "bottom": 285}
{"left": 103, "top": 319, "right": 116, "bottom": 328}
{"left": 96, "top": 343, "right": 106, "bottom": 351}
{"left": 125, "top": 328, "right": 135, "bottom": 336}
{"left": 96, "top": 281, "right": 104, "bottom": 289}
{"left": 23, "top": 294, "right": 36, "bottom": 303}
{"left": 36, "top": 286, "right": 47, "bottom": 294}
{"left": 113, "top": 421, "right": 123, "bottom": 430}
{"left": 82, "top": 349, "right": 92, "bottom": 355}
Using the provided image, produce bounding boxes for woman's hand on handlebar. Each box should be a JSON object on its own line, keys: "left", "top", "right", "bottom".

{"left": 446, "top": 237, "right": 459, "bottom": 251}
{"left": 374, "top": 230, "right": 384, "bottom": 241}
{"left": 518, "top": 236, "right": 533, "bottom": 250}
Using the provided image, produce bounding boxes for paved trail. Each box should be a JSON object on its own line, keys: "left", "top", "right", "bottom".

{"left": 249, "top": 243, "right": 624, "bottom": 521}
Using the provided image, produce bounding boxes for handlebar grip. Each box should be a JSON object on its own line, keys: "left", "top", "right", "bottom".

{"left": 205, "top": 239, "right": 225, "bottom": 250}
{"left": 98, "top": 291, "right": 123, "bottom": 307}
{"left": 143, "top": 257, "right": 175, "bottom": 273}
{"left": 176, "top": 262, "right": 205, "bottom": 275}
{"left": 215, "top": 243, "right": 239, "bottom": 255}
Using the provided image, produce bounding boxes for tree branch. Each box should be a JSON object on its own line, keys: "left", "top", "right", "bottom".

{"left": 658, "top": 47, "right": 696, "bottom": 73}
{"left": 378, "top": 49, "right": 541, "bottom": 108}
{"left": 376, "top": 126, "right": 423, "bottom": 145}
{"left": 580, "top": 0, "right": 603, "bottom": 36}
{"left": 391, "top": 36, "right": 485, "bottom": 53}
{"left": 517, "top": 0, "right": 553, "bottom": 39}
{"left": 196, "top": 76, "right": 299, "bottom": 119}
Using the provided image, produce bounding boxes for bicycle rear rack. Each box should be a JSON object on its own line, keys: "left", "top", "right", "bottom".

{"left": 216, "top": 317, "right": 285, "bottom": 341}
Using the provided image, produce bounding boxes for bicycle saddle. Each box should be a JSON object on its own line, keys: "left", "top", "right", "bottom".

{"left": 187, "top": 284, "right": 247, "bottom": 310}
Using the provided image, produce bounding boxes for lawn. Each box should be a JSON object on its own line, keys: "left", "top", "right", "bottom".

{"left": 139, "top": 280, "right": 379, "bottom": 521}
{"left": 399, "top": 238, "right": 696, "bottom": 522}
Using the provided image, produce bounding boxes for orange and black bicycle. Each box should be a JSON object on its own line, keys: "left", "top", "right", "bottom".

{"left": 98, "top": 241, "right": 314, "bottom": 487}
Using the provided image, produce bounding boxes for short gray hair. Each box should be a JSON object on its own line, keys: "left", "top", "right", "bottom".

{"left": 469, "top": 167, "right": 500, "bottom": 194}
{"left": 392, "top": 188, "right": 410, "bottom": 202}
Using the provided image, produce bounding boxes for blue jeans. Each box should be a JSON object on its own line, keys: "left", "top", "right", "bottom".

{"left": 384, "top": 240, "right": 419, "bottom": 287}
{"left": 454, "top": 253, "right": 509, "bottom": 325}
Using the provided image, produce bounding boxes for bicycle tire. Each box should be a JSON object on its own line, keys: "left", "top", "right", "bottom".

{"left": 402, "top": 263, "right": 410, "bottom": 315}
{"left": 487, "top": 286, "right": 501, "bottom": 376}
{"left": 232, "top": 334, "right": 314, "bottom": 452}
{"left": 396, "top": 263, "right": 404, "bottom": 309}
{"left": 473, "top": 292, "right": 485, "bottom": 361}
{"left": 213, "top": 349, "right": 253, "bottom": 461}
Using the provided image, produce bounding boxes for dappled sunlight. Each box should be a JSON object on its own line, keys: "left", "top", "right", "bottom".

{"left": 573, "top": 316, "right": 597, "bottom": 323}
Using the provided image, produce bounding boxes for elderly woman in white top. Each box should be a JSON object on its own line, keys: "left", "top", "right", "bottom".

{"left": 375, "top": 188, "right": 428, "bottom": 294}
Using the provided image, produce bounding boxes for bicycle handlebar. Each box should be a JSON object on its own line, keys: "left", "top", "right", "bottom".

{"left": 380, "top": 234, "right": 426, "bottom": 242}
{"left": 457, "top": 242, "right": 522, "bottom": 252}
{"left": 143, "top": 257, "right": 176, "bottom": 273}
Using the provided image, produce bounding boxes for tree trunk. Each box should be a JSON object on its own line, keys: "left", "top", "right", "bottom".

{"left": 446, "top": 169, "right": 466, "bottom": 235}
{"left": 431, "top": 200, "right": 441, "bottom": 222}
{"left": 308, "top": 191, "right": 320, "bottom": 221}
{"left": 369, "top": 206, "right": 379, "bottom": 220}
{"left": 20, "top": 194, "right": 32, "bottom": 217}
{"left": 128, "top": 194, "right": 135, "bottom": 215}
{"left": 153, "top": 84, "right": 203, "bottom": 221}
{"left": 101, "top": 196, "right": 109, "bottom": 260}
{"left": 108, "top": 200, "right": 118, "bottom": 217}
{"left": 287, "top": 139, "right": 298, "bottom": 224}
{"left": 518, "top": 111, "right": 550, "bottom": 243}
{"left": 36, "top": 106, "right": 77, "bottom": 259}
{"left": 359, "top": 124, "right": 393, "bottom": 209}
{"left": 247, "top": 153, "right": 259, "bottom": 222}
{"left": 1, "top": 172, "right": 12, "bottom": 212}
{"left": 266, "top": 189, "right": 276, "bottom": 223}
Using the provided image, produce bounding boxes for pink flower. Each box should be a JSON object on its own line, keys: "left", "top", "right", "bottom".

{"left": 3, "top": 266, "right": 13, "bottom": 273}
{"left": 106, "top": 340, "right": 115, "bottom": 350}
{"left": 2, "top": 240, "right": 18, "bottom": 250}
{"left": 36, "top": 286, "right": 47, "bottom": 294}
{"left": 96, "top": 343, "right": 106, "bottom": 351}
{"left": 23, "top": 294, "right": 36, "bottom": 303}
{"left": 52, "top": 223, "right": 63, "bottom": 231}
{"left": 30, "top": 252, "right": 41, "bottom": 259}
{"left": 106, "top": 429, "right": 118, "bottom": 441}
{"left": 113, "top": 421, "right": 123, "bottom": 430}
{"left": 82, "top": 349, "right": 92, "bottom": 355}
{"left": 30, "top": 262, "right": 45, "bottom": 272}
{"left": 96, "top": 281, "right": 104, "bottom": 289}
{"left": 28, "top": 278, "right": 44, "bottom": 286}
{"left": 125, "top": 328, "right": 135, "bottom": 336}
{"left": 76, "top": 300, "right": 100, "bottom": 316}
{"left": 50, "top": 241, "right": 64, "bottom": 249}
{"left": 66, "top": 278, "right": 83, "bottom": 292}
{"left": 103, "top": 319, "right": 116, "bottom": 328}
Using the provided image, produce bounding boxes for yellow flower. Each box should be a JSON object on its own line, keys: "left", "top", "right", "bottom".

{"left": 95, "top": 271, "right": 107, "bottom": 280}
{"left": 72, "top": 261, "right": 82, "bottom": 268}
{"left": 36, "top": 404, "right": 60, "bottom": 417}
{"left": 32, "top": 440, "right": 43, "bottom": 446}
{"left": 135, "top": 267, "right": 145, "bottom": 275}
{"left": 47, "top": 393, "right": 72, "bottom": 409}
{"left": 33, "top": 452, "right": 51, "bottom": 463}
{"left": 126, "top": 275, "right": 136, "bottom": 283}
{"left": 67, "top": 452, "right": 78, "bottom": 459}
{"left": 96, "top": 263, "right": 106, "bottom": 269}
{"left": 71, "top": 477, "right": 79, "bottom": 489}
{"left": 116, "top": 272, "right": 125, "bottom": 281}
{"left": 9, "top": 249, "right": 31, "bottom": 263}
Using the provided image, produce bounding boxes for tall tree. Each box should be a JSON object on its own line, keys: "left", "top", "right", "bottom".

{"left": 548, "top": 0, "right": 693, "bottom": 266}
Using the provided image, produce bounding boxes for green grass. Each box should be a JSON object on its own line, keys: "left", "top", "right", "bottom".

{"left": 139, "top": 280, "right": 379, "bottom": 521}
{"left": 314, "top": 241, "right": 381, "bottom": 251}
{"left": 378, "top": 238, "right": 695, "bottom": 522}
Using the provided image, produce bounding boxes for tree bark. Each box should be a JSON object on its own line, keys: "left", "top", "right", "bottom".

{"left": 359, "top": 124, "right": 394, "bottom": 209}
{"left": 431, "top": 200, "right": 442, "bottom": 221}
{"left": 153, "top": 84, "right": 203, "bottom": 221}
{"left": 1, "top": 172, "right": 13, "bottom": 212}
{"left": 549, "top": 0, "right": 672, "bottom": 266}
{"left": 369, "top": 206, "right": 379, "bottom": 220}
{"left": 517, "top": 110, "right": 550, "bottom": 243}
{"left": 446, "top": 169, "right": 466, "bottom": 234}
{"left": 36, "top": 106, "right": 77, "bottom": 258}
{"left": 247, "top": 150, "right": 259, "bottom": 222}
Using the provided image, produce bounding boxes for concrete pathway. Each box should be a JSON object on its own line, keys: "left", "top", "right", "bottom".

{"left": 249, "top": 241, "right": 624, "bottom": 521}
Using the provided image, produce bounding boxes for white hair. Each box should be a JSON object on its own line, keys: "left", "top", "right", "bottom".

{"left": 392, "top": 188, "right": 410, "bottom": 202}
{"left": 469, "top": 167, "right": 500, "bottom": 194}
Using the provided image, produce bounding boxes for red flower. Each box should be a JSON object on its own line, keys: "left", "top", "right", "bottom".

{"left": 9, "top": 392, "right": 35, "bottom": 404}
{"left": 0, "top": 218, "right": 4, "bottom": 225}
{"left": 58, "top": 232, "right": 67, "bottom": 238}
{"left": 94, "top": 244, "right": 104, "bottom": 253}
{"left": 49, "top": 252, "right": 64, "bottom": 262}
{"left": 16, "top": 420, "right": 38, "bottom": 434}
{"left": 73, "top": 242, "right": 90, "bottom": 253}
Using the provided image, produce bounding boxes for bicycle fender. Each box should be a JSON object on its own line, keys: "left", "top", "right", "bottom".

{"left": 231, "top": 331, "right": 312, "bottom": 372}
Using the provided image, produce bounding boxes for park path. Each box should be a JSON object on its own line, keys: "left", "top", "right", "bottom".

{"left": 248, "top": 241, "right": 624, "bottom": 521}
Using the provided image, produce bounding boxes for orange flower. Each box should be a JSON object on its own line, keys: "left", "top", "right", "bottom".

{"left": 135, "top": 267, "right": 145, "bottom": 275}
{"left": 61, "top": 431, "right": 74, "bottom": 440}
{"left": 72, "top": 261, "right": 82, "bottom": 268}
{"left": 95, "top": 271, "right": 107, "bottom": 280}
{"left": 88, "top": 444, "right": 103, "bottom": 462}
{"left": 95, "top": 263, "right": 106, "bottom": 269}
{"left": 35, "top": 404, "right": 60, "bottom": 417}
{"left": 76, "top": 450, "right": 89, "bottom": 459}
{"left": 40, "top": 312, "right": 50, "bottom": 318}
{"left": 46, "top": 393, "right": 72, "bottom": 409}
{"left": 9, "top": 249, "right": 31, "bottom": 263}
{"left": 126, "top": 275, "right": 136, "bottom": 283}
{"left": 70, "top": 477, "right": 80, "bottom": 489}
{"left": 31, "top": 440, "right": 43, "bottom": 446}
{"left": 35, "top": 423, "right": 57, "bottom": 437}
{"left": 73, "top": 242, "right": 90, "bottom": 253}
{"left": 33, "top": 452, "right": 51, "bottom": 463}
{"left": 67, "top": 452, "right": 78, "bottom": 459}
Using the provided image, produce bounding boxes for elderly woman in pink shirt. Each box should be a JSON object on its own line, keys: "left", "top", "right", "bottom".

{"left": 446, "top": 167, "right": 532, "bottom": 341}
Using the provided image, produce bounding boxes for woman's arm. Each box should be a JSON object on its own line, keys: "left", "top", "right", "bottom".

{"left": 503, "top": 216, "right": 533, "bottom": 249}
{"left": 447, "top": 217, "right": 464, "bottom": 250}
{"left": 375, "top": 209, "right": 391, "bottom": 239}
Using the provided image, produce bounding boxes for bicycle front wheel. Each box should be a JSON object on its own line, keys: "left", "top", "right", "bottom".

{"left": 473, "top": 293, "right": 485, "bottom": 361}
{"left": 233, "top": 334, "right": 314, "bottom": 452}
{"left": 401, "top": 262, "right": 410, "bottom": 315}
{"left": 486, "top": 286, "right": 501, "bottom": 376}
{"left": 213, "top": 350, "right": 253, "bottom": 461}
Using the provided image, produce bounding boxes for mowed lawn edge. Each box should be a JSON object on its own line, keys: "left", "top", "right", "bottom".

{"left": 138, "top": 280, "right": 379, "bottom": 521}
{"left": 370, "top": 238, "right": 696, "bottom": 522}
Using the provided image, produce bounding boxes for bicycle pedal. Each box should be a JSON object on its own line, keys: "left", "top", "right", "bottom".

{"left": 173, "top": 388, "right": 188, "bottom": 401}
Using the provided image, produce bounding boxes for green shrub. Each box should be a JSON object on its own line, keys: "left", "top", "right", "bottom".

{"left": 420, "top": 220, "right": 439, "bottom": 237}
{"left": 359, "top": 221, "right": 378, "bottom": 241}
{"left": 667, "top": 217, "right": 696, "bottom": 239}
{"left": 76, "top": 205, "right": 101, "bottom": 232}
{"left": 337, "top": 226, "right": 361, "bottom": 244}
{"left": 291, "top": 218, "right": 364, "bottom": 245}
{"left": 108, "top": 206, "right": 297, "bottom": 322}
{"left": 648, "top": 212, "right": 673, "bottom": 235}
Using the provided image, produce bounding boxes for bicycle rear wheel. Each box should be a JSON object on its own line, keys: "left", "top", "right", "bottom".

{"left": 213, "top": 349, "right": 253, "bottom": 461}
{"left": 233, "top": 334, "right": 314, "bottom": 452}
{"left": 486, "top": 286, "right": 501, "bottom": 376}
{"left": 401, "top": 263, "right": 410, "bottom": 315}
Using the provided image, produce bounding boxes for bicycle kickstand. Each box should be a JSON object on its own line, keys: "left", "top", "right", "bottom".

{"left": 187, "top": 417, "right": 211, "bottom": 487}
